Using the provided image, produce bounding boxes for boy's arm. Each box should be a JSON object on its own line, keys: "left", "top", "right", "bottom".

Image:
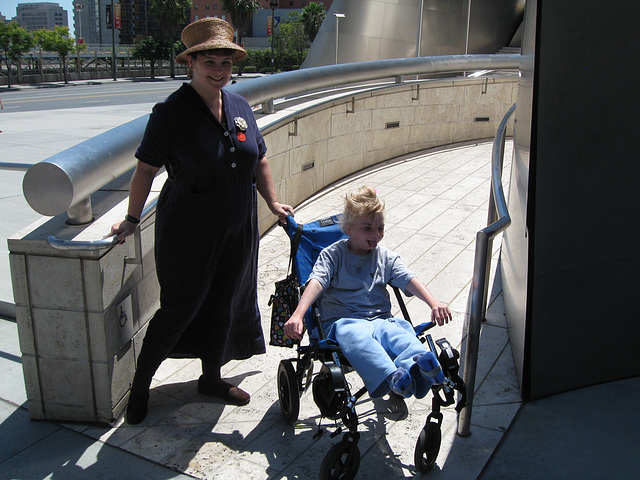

{"left": 283, "top": 279, "right": 324, "bottom": 340}
{"left": 405, "top": 277, "right": 452, "bottom": 326}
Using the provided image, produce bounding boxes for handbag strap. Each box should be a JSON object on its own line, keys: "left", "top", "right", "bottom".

{"left": 288, "top": 222, "right": 304, "bottom": 281}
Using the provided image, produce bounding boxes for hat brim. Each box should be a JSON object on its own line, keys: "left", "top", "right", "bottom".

{"left": 176, "top": 41, "right": 247, "bottom": 65}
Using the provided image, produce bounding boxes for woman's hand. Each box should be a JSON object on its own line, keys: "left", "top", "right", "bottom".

{"left": 270, "top": 201, "right": 294, "bottom": 222}
{"left": 110, "top": 219, "right": 137, "bottom": 244}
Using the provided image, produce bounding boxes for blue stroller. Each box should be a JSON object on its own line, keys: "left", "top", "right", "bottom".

{"left": 275, "top": 215, "right": 467, "bottom": 479}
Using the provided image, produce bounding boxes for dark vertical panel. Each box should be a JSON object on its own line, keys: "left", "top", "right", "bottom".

{"left": 528, "top": 0, "right": 640, "bottom": 398}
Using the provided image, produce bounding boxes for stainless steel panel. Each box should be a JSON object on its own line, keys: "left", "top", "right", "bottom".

{"left": 303, "top": 0, "right": 524, "bottom": 67}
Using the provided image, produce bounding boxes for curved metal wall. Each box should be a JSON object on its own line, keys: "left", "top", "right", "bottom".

{"left": 303, "top": 0, "right": 525, "bottom": 68}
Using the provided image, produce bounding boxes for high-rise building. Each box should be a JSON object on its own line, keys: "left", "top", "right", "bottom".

{"left": 72, "top": 0, "right": 188, "bottom": 46}
{"left": 15, "top": 2, "right": 68, "bottom": 31}
{"left": 189, "top": 1, "right": 333, "bottom": 27}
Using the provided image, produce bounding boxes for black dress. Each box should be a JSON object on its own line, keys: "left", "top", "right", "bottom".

{"left": 133, "top": 83, "right": 266, "bottom": 376}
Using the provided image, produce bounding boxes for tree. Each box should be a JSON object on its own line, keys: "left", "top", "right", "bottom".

{"left": 150, "top": 0, "right": 192, "bottom": 78}
{"left": 132, "top": 36, "right": 171, "bottom": 79}
{"left": 221, "top": 0, "right": 260, "bottom": 50}
{"left": 0, "top": 22, "right": 34, "bottom": 88}
{"left": 274, "top": 12, "right": 308, "bottom": 69}
{"left": 34, "top": 26, "right": 83, "bottom": 84}
{"left": 300, "top": 2, "right": 326, "bottom": 43}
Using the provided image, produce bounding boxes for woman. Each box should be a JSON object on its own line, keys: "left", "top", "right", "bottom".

{"left": 111, "top": 18, "right": 293, "bottom": 424}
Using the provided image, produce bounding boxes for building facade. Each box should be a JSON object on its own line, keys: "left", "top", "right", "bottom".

{"left": 73, "top": 0, "right": 188, "bottom": 46}
{"left": 15, "top": 2, "right": 68, "bottom": 31}
{"left": 189, "top": 1, "right": 333, "bottom": 34}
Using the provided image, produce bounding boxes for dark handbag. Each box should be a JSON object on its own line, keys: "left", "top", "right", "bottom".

{"left": 268, "top": 221, "right": 304, "bottom": 348}
{"left": 268, "top": 274, "right": 300, "bottom": 347}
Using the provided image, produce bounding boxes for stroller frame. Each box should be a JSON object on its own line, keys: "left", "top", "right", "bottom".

{"left": 275, "top": 215, "right": 466, "bottom": 479}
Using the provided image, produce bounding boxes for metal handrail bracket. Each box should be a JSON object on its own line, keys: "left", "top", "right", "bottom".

{"left": 457, "top": 103, "right": 515, "bottom": 437}
{"left": 47, "top": 198, "right": 158, "bottom": 251}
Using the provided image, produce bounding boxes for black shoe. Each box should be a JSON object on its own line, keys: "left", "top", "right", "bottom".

{"left": 197, "top": 376, "right": 250, "bottom": 406}
{"left": 126, "top": 398, "right": 148, "bottom": 424}
{"left": 126, "top": 375, "right": 150, "bottom": 424}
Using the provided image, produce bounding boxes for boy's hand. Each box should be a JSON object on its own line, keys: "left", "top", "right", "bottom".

{"left": 431, "top": 302, "right": 452, "bottom": 326}
{"left": 284, "top": 313, "right": 304, "bottom": 340}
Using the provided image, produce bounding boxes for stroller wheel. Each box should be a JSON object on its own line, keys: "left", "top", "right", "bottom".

{"left": 320, "top": 440, "right": 361, "bottom": 480}
{"left": 277, "top": 359, "right": 300, "bottom": 424}
{"left": 414, "top": 422, "right": 441, "bottom": 473}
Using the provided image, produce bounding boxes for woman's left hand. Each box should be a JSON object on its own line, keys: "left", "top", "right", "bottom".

{"left": 271, "top": 201, "right": 294, "bottom": 222}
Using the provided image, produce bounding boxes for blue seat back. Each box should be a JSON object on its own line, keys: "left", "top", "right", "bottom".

{"left": 283, "top": 215, "right": 347, "bottom": 336}
{"left": 283, "top": 215, "right": 347, "bottom": 286}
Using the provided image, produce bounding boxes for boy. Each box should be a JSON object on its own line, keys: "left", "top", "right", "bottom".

{"left": 284, "top": 186, "right": 451, "bottom": 399}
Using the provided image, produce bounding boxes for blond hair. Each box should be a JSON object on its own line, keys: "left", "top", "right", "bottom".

{"left": 341, "top": 186, "right": 385, "bottom": 229}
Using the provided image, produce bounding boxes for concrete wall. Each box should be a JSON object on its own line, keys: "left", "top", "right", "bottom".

{"left": 10, "top": 75, "right": 517, "bottom": 423}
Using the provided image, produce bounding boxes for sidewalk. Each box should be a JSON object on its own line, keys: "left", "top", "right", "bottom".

{"left": 1, "top": 102, "right": 637, "bottom": 479}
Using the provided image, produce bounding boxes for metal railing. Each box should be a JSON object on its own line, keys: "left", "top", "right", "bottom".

{"left": 47, "top": 198, "right": 157, "bottom": 250}
{"left": 457, "top": 103, "right": 515, "bottom": 437}
{"left": 17, "top": 54, "right": 519, "bottom": 224}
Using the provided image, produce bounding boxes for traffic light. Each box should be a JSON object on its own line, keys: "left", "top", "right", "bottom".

{"left": 106, "top": 4, "right": 112, "bottom": 29}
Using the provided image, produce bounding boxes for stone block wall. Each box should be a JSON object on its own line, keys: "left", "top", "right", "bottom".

{"left": 9, "top": 194, "right": 160, "bottom": 423}
{"left": 256, "top": 76, "right": 517, "bottom": 234}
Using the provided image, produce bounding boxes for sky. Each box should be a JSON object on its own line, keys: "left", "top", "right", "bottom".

{"left": 0, "top": 0, "right": 76, "bottom": 31}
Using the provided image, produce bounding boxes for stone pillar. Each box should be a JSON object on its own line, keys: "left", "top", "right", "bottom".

{"left": 9, "top": 205, "right": 159, "bottom": 424}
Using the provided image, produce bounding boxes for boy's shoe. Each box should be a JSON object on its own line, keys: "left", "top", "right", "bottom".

{"left": 414, "top": 352, "right": 446, "bottom": 384}
{"left": 390, "top": 367, "right": 415, "bottom": 398}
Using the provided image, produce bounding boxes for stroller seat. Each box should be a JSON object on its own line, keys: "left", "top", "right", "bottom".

{"left": 275, "top": 215, "right": 467, "bottom": 479}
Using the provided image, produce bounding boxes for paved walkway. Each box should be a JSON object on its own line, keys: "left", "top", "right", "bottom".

{"left": 1, "top": 88, "right": 637, "bottom": 479}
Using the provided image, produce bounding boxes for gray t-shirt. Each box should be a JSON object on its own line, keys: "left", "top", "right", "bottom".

{"left": 308, "top": 239, "right": 416, "bottom": 323}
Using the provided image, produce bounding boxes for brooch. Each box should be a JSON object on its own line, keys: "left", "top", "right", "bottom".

{"left": 234, "top": 117, "right": 248, "bottom": 131}
{"left": 234, "top": 116, "right": 248, "bottom": 142}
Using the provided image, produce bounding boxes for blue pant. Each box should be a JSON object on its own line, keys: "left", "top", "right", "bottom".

{"left": 326, "top": 317, "right": 431, "bottom": 398}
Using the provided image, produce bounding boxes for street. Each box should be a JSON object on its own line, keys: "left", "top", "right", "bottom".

{"left": 0, "top": 75, "right": 258, "bottom": 112}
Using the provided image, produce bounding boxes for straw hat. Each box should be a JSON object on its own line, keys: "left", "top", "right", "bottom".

{"left": 176, "top": 18, "right": 247, "bottom": 65}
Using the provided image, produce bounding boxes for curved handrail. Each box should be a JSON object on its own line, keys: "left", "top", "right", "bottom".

{"left": 0, "top": 163, "right": 34, "bottom": 171}
{"left": 23, "top": 54, "right": 520, "bottom": 218}
{"left": 230, "top": 54, "right": 519, "bottom": 106}
{"left": 47, "top": 198, "right": 158, "bottom": 250}
{"left": 457, "top": 103, "right": 515, "bottom": 437}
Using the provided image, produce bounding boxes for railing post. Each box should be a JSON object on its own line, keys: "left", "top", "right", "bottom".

{"left": 458, "top": 230, "right": 490, "bottom": 437}
{"left": 457, "top": 103, "right": 515, "bottom": 437}
{"left": 262, "top": 98, "right": 275, "bottom": 114}
{"left": 66, "top": 197, "right": 93, "bottom": 225}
